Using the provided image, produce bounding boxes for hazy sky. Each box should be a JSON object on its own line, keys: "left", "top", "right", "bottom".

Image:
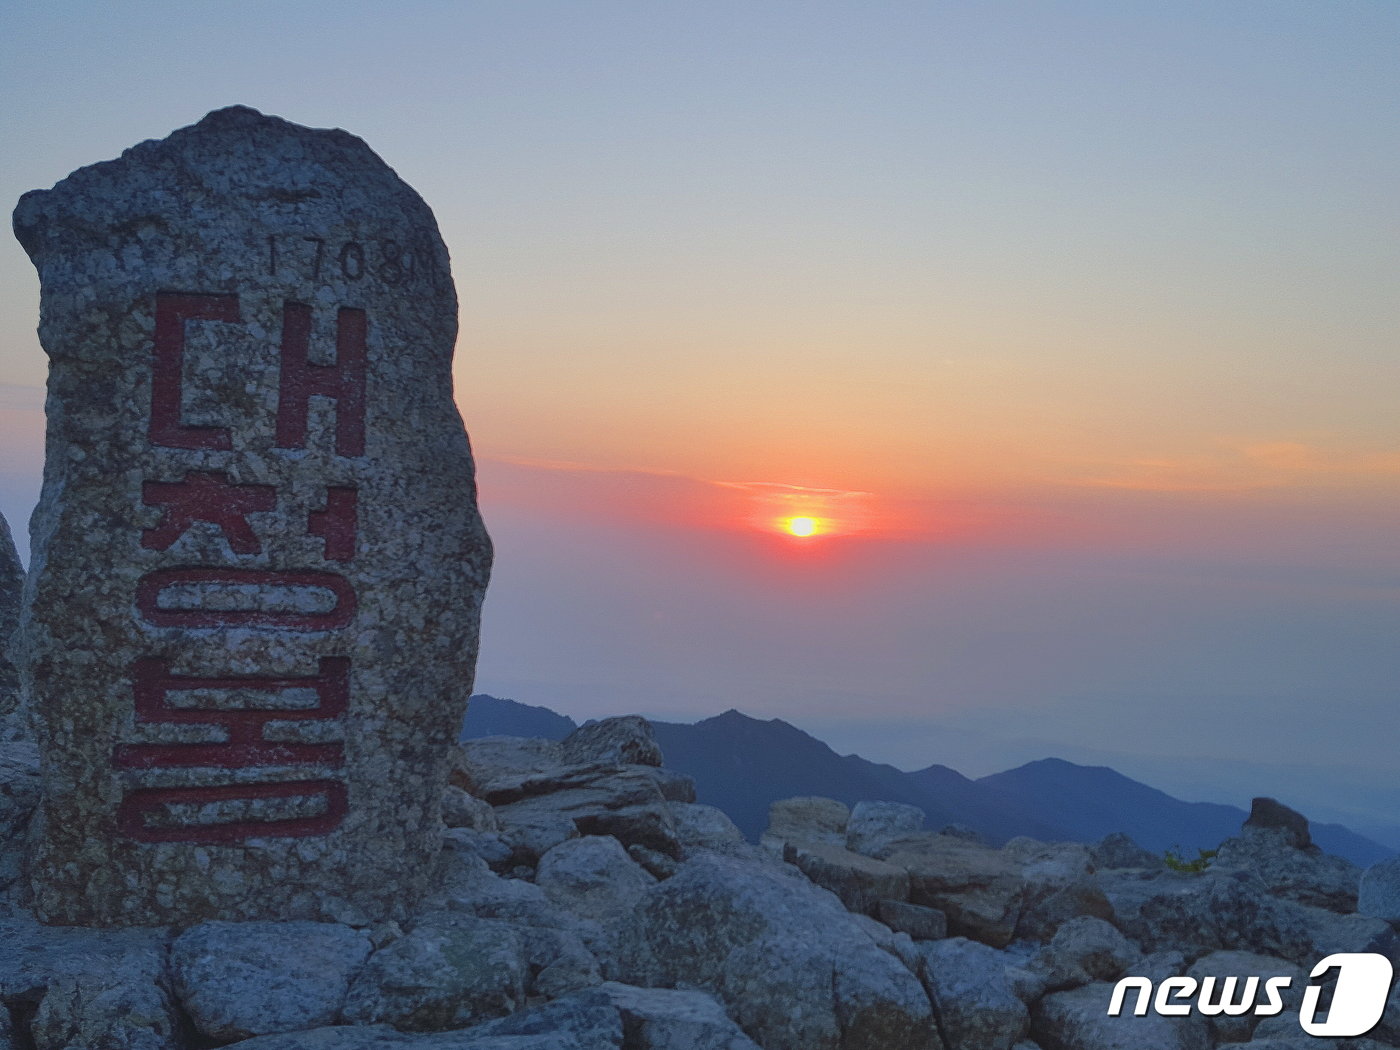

{"left": 3, "top": 3, "right": 1397, "bottom": 839}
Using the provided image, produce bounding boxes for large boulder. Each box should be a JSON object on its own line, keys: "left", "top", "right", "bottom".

{"left": 783, "top": 840, "right": 911, "bottom": 916}
{"left": 342, "top": 915, "right": 527, "bottom": 1031}
{"left": 0, "top": 512, "right": 22, "bottom": 742}
{"left": 1183, "top": 950, "right": 1305, "bottom": 1045}
{"left": 0, "top": 916, "right": 179, "bottom": 1050}
{"left": 1033, "top": 916, "right": 1140, "bottom": 991}
{"left": 171, "top": 920, "right": 371, "bottom": 1042}
{"left": 598, "top": 982, "right": 762, "bottom": 1049}
{"left": 1244, "top": 797, "right": 1311, "bottom": 849}
{"left": 1212, "top": 826, "right": 1360, "bottom": 912}
{"left": 1031, "top": 982, "right": 1212, "bottom": 1050}
{"left": 1103, "top": 870, "right": 1315, "bottom": 965}
{"left": 0, "top": 740, "right": 40, "bottom": 892}
{"left": 669, "top": 802, "right": 747, "bottom": 853}
{"left": 560, "top": 716, "right": 663, "bottom": 768}
{"left": 762, "top": 796, "right": 850, "bottom": 852}
{"left": 535, "top": 835, "right": 657, "bottom": 925}
{"left": 880, "top": 834, "right": 1027, "bottom": 948}
{"left": 1011, "top": 842, "right": 1114, "bottom": 943}
{"left": 918, "top": 938, "right": 1030, "bottom": 1050}
{"left": 1359, "top": 856, "right": 1400, "bottom": 924}
{"left": 1089, "top": 833, "right": 1163, "bottom": 871}
{"left": 613, "top": 852, "right": 941, "bottom": 1050}
{"left": 846, "top": 801, "right": 926, "bottom": 858}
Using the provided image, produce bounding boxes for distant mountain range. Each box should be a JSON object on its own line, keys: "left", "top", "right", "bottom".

{"left": 461, "top": 696, "right": 1393, "bottom": 868}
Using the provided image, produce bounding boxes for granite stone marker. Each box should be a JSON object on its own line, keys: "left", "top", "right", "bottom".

{"left": 0, "top": 512, "right": 23, "bottom": 741}
{"left": 12, "top": 106, "right": 492, "bottom": 925}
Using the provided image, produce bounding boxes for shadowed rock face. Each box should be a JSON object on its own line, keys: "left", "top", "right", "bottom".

{"left": 12, "top": 106, "right": 491, "bottom": 925}
{"left": 0, "top": 512, "right": 22, "bottom": 741}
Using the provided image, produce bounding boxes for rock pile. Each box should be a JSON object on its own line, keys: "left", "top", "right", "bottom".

{"left": 0, "top": 718, "right": 1396, "bottom": 1050}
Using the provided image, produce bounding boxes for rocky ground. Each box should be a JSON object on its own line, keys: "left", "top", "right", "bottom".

{"left": 0, "top": 716, "right": 1397, "bottom": 1050}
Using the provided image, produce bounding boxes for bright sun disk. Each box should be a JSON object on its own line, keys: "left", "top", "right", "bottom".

{"left": 785, "top": 516, "right": 818, "bottom": 537}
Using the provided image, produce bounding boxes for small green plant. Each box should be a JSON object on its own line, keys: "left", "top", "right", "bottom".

{"left": 1163, "top": 846, "right": 1217, "bottom": 874}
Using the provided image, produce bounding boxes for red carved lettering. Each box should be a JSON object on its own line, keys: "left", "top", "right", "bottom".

{"left": 114, "top": 656, "right": 348, "bottom": 770}
{"left": 135, "top": 568, "right": 356, "bottom": 630}
{"left": 307, "top": 487, "right": 358, "bottom": 562}
{"left": 142, "top": 472, "right": 276, "bottom": 554}
{"left": 117, "top": 780, "right": 348, "bottom": 842}
{"left": 150, "top": 293, "right": 241, "bottom": 450}
{"left": 276, "top": 303, "right": 367, "bottom": 456}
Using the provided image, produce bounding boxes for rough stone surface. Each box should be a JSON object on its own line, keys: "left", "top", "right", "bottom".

{"left": 13, "top": 105, "right": 491, "bottom": 925}
{"left": 171, "top": 920, "right": 372, "bottom": 1041}
{"left": 784, "top": 839, "right": 911, "bottom": 916}
{"left": 1359, "top": 856, "right": 1400, "bottom": 923}
{"left": 1032, "top": 916, "right": 1139, "bottom": 991}
{"left": 0, "top": 740, "right": 40, "bottom": 891}
{"left": 1183, "top": 950, "right": 1305, "bottom": 1044}
{"left": 1212, "top": 826, "right": 1360, "bottom": 912}
{"left": 919, "top": 938, "right": 1029, "bottom": 1050}
{"left": 441, "top": 786, "right": 499, "bottom": 832}
{"left": 0, "top": 915, "right": 178, "bottom": 1049}
{"left": 342, "top": 915, "right": 526, "bottom": 1031}
{"left": 877, "top": 899, "right": 948, "bottom": 941}
{"left": 846, "top": 801, "right": 926, "bottom": 858}
{"left": 559, "top": 716, "right": 663, "bottom": 768}
{"left": 668, "top": 802, "right": 746, "bottom": 853}
{"left": 613, "top": 852, "right": 941, "bottom": 1050}
{"left": 764, "top": 796, "right": 850, "bottom": 850}
{"left": 598, "top": 982, "right": 762, "bottom": 1050}
{"left": 882, "top": 835, "right": 1027, "bottom": 948}
{"left": 0, "top": 513, "right": 22, "bottom": 741}
{"left": 1031, "top": 982, "right": 1212, "bottom": 1050}
{"left": 535, "top": 835, "right": 657, "bottom": 925}
{"left": 1244, "top": 797, "right": 1311, "bottom": 849}
{"left": 1089, "top": 832, "right": 1163, "bottom": 870}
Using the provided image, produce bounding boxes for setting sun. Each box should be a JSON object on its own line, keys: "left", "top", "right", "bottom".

{"left": 785, "top": 516, "right": 819, "bottom": 537}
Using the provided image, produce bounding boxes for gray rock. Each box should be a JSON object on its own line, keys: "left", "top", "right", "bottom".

{"left": 14, "top": 105, "right": 491, "bottom": 925}
{"left": 763, "top": 796, "right": 850, "bottom": 851}
{"left": 559, "top": 716, "right": 662, "bottom": 768}
{"left": 0, "top": 513, "right": 23, "bottom": 741}
{"left": 628, "top": 843, "right": 680, "bottom": 879}
{"left": 669, "top": 802, "right": 746, "bottom": 852}
{"left": 1089, "top": 833, "right": 1163, "bottom": 871}
{"left": 219, "top": 1028, "right": 410, "bottom": 1049}
{"left": 171, "top": 920, "right": 371, "bottom": 1041}
{"left": 1212, "top": 826, "right": 1360, "bottom": 912}
{"left": 846, "top": 801, "right": 926, "bottom": 858}
{"left": 488, "top": 765, "right": 681, "bottom": 858}
{"left": 1183, "top": 950, "right": 1305, "bottom": 1044}
{"left": 919, "top": 938, "right": 1029, "bottom": 1050}
{"left": 882, "top": 834, "right": 1027, "bottom": 948}
{"left": 1013, "top": 842, "right": 1114, "bottom": 943}
{"left": 442, "top": 787, "right": 499, "bottom": 832}
{"left": 0, "top": 915, "right": 178, "bottom": 1050}
{"left": 1359, "top": 856, "right": 1400, "bottom": 923}
{"left": 877, "top": 899, "right": 948, "bottom": 941}
{"left": 938, "top": 824, "right": 986, "bottom": 844}
{"left": 535, "top": 835, "right": 657, "bottom": 925}
{"left": 462, "top": 986, "right": 623, "bottom": 1047}
{"left": 0, "top": 740, "right": 40, "bottom": 891}
{"left": 1109, "top": 871, "right": 1315, "bottom": 964}
{"left": 1296, "top": 900, "right": 1400, "bottom": 962}
{"left": 599, "top": 982, "right": 762, "bottom": 1049}
{"left": 343, "top": 915, "right": 526, "bottom": 1031}
{"left": 1244, "top": 797, "right": 1312, "bottom": 849}
{"left": 1033, "top": 917, "right": 1140, "bottom": 991}
{"left": 1031, "top": 982, "right": 1211, "bottom": 1050}
{"left": 784, "top": 839, "right": 911, "bottom": 916}
{"left": 613, "top": 852, "right": 940, "bottom": 1050}
{"left": 452, "top": 737, "right": 566, "bottom": 797}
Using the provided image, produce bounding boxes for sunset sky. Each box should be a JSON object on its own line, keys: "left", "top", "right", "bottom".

{"left": 3, "top": 3, "right": 1398, "bottom": 842}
